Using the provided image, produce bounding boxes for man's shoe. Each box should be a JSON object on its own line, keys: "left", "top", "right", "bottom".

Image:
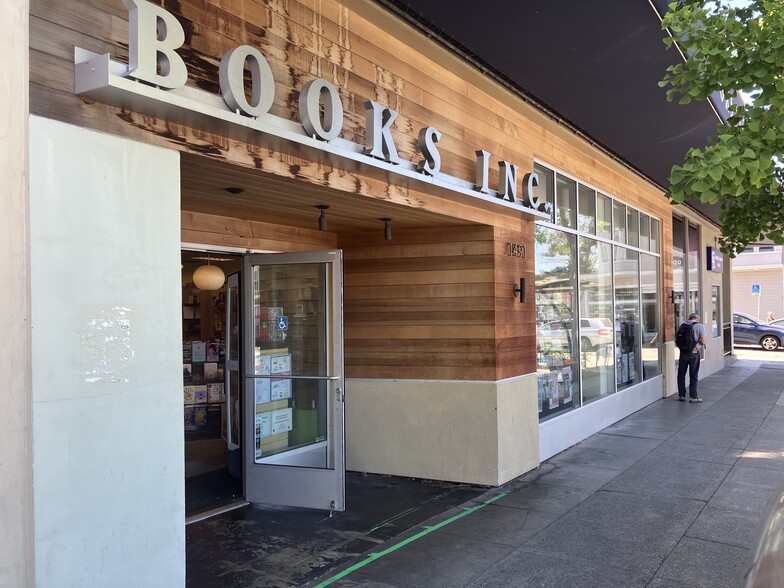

{"left": 678, "top": 397, "right": 685, "bottom": 401}
{"left": 689, "top": 398, "right": 703, "bottom": 403}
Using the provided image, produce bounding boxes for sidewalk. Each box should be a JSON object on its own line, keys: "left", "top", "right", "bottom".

{"left": 311, "top": 358, "right": 784, "bottom": 587}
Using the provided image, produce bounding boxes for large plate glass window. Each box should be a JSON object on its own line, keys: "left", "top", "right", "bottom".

{"left": 556, "top": 175, "right": 577, "bottom": 229}
{"left": 640, "top": 254, "right": 661, "bottom": 379}
{"left": 535, "top": 226, "right": 579, "bottom": 420}
{"left": 614, "top": 246, "right": 642, "bottom": 390}
{"left": 578, "top": 184, "right": 596, "bottom": 234}
{"left": 613, "top": 200, "right": 627, "bottom": 244}
{"left": 578, "top": 237, "right": 615, "bottom": 403}
{"left": 597, "top": 193, "right": 613, "bottom": 240}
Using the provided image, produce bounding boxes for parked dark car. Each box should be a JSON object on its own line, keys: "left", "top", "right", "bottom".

{"left": 733, "top": 313, "right": 784, "bottom": 351}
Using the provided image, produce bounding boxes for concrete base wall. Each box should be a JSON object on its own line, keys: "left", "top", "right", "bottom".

{"left": 345, "top": 375, "right": 539, "bottom": 486}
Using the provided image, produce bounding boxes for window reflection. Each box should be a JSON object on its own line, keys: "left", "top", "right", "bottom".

{"left": 614, "top": 247, "right": 641, "bottom": 390}
{"left": 535, "top": 226, "right": 579, "bottom": 420}
{"left": 579, "top": 238, "right": 615, "bottom": 403}
{"left": 641, "top": 254, "right": 661, "bottom": 379}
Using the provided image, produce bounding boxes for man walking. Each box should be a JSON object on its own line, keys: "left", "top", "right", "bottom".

{"left": 677, "top": 313, "right": 707, "bottom": 403}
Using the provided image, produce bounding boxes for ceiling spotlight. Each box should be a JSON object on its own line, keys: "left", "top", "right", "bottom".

{"left": 316, "top": 205, "right": 329, "bottom": 231}
{"left": 381, "top": 217, "right": 392, "bottom": 241}
{"left": 225, "top": 187, "right": 245, "bottom": 195}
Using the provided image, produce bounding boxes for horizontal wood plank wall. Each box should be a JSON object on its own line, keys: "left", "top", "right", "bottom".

{"left": 182, "top": 210, "right": 338, "bottom": 251}
{"left": 494, "top": 225, "right": 536, "bottom": 380}
{"left": 340, "top": 226, "right": 499, "bottom": 380}
{"left": 30, "top": 0, "right": 675, "bottom": 339}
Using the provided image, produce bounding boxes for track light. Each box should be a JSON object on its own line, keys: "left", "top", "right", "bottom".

{"left": 381, "top": 217, "right": 392, "bottom": 240}
{"left": 316, "top": 205, "right": 329, "bottom": 231}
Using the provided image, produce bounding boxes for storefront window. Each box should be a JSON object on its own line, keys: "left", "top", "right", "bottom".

{"left": 535, "top": 226, "right": 579, "bottom": 421}
{"left": 597, "top": 193, "right": 612, "bottom": 239}
{"left": 534, "top": 163, "right": 555, "bottom": 223}
{"left": 627, "top": 207, "right": 639, "bottom": 248}
{"left": 688, "top": 224, "right": 701, "bottom": 315}
{"left": 556, "top": 175, "right": 577, "bottom": 229}
{"left": 639, "top": 213, "right": 650, "bottom": 251}
{"left": 711, "top": 286, "right": 720, "bottom": 338}
{"left": 535, "top": 166, "right": 663, "bottom": 422}
{"left": 578, "top": 184, "right": 596, "bottom": 234}
{"left": 613, "top": 200, "right": 626, "bottom": 243}
{"left": 614, "top": 247, "right": 641, "bottom": 390}
{"left": 641, "top": 253, "right": 661, "bottom": 379}
{"left": 673, "top": 216, "right": 686, "bottom": 328}
{"left": 579, "top": 237, "right": 615, "bottom": 403}
{"left": 650, "top": 218, "right": 660, "bottom": 253}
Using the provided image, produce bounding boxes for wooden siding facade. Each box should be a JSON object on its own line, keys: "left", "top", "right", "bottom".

{"left": 29, "top": 0, "right": 674, "bottom": 383}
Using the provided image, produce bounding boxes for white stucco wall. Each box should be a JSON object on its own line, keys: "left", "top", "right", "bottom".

{"left": 29, "top": 117, "right": 184, "bottom": 586}
{"left": 0, "top": 2, "right": 32, "bottom": 586}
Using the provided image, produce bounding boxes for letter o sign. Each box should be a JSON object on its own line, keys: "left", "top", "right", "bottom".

{"left": 219, "top": 45, "right": 275, "bottom": 117}
{"left": 300, "top": 79, "right": 344, "bottom": 141}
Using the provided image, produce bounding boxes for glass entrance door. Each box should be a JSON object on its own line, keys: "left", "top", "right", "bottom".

{"left": 242, "top": 251, "right": 345, "bottom": 511}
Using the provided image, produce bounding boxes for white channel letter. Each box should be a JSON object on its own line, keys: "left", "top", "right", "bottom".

{"left": 475, "top": 149, "right": 490, "bottom": 194}
{"left": 300, "top": 79, "right": 344, "bottom": 141}
{"left": 416, "top": 127, "right": 442, "bottom": 176}
{"left": 522, "top": 172, "right": 540, "bottom": 211}
{"left": 122, "top": 0, "right": 188, "bottom": 89}
{"left": 219, "top": 46, "right": 275, "bottom": 117}
{"left": 498, "top": 161, "right": 518, "bottom": 202}
{"left": 364, "top": 100, "right": 400, "bottom": 164}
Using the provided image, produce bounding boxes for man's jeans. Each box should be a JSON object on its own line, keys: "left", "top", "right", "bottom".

{"left": 677, "top": 351, "right": 701, "bottom": 398}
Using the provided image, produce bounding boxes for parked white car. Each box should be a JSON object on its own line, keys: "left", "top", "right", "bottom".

{"left": 579, "top": 317, "right": 614, "bottom": 351}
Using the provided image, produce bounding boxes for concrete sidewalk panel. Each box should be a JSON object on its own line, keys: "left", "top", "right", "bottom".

{"left": 670, "top": 423, "right": 756, "bottom": 449}
{"left": 522, "top": 491, "right": 703, "bottom": 576}
{"left": 604, "top": 452, "right": 732, "bottom": 501}
{"left": 433, "top": 504, "right": 559, "bottom": 547}
{"left": 709, "top": 464, "right": 784, "bottom": 513}
{"left": 548, "top": 433, "right": 661, "bottom": 470}
{"left": 354, "top": 531, "right": 514, "bottom": 588}
{"left": 469, "top": 550, "right": 650, "bottom": 587}
{"left": 490, "top": 483, "right": 594, "bottom": 515}
{"left": 513, "top": 462, "right": 623, "bottom": 491}
{"left": 686, "top": 505, "right": 762, "bottom": 549}
{"left": 654, "top": 536, "right": 749, "bottom": 588}
{"left": 654, "top": 439, "right": 742, "bottom": 465}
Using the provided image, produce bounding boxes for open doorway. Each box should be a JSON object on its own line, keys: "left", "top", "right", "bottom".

{"left": 182, "top": 250, "right": 244, "bottom": 518}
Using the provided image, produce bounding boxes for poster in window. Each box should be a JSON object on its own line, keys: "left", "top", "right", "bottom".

{"left": 206, "top": 342, "right": 220, "bottom": 362}
{"left": 271, "top": 354, "right": 291, "bottom": 374}
{"left": 562, "top": 366, "right": 573, "bottom": 404}
{"left": 183, "top": 364, "right": 192, "bottom": 384}
{"left": 255, "top": 354, "right": 271, "bottom": 375}
{"left": 271, "top": 378, "right": 292, "bottom": 401}
{"left": 548, "top": 372, "right": 560, "bottom": 409}
{"left": 270, "top": 408, "right": 293, "bottom": 434}
{"left": 204, "top": 362, "right": 218, "bottom": 382}
{"left": 207, "top": 383, "right": 223, "bottom": 404}
{"left": 183, "top": 386, "right": 195, "bottom": 405}
{"left": 194, "top": 406, "right": 207, "bottom": 426}
{"left": 255, "top": 378, "right": 271, "bottom": 405}
{"left": 194, "top": 386, "right": 207, "bottom": 404}
{"left": 192, "top": 342, "right": 206, "bottom": 363}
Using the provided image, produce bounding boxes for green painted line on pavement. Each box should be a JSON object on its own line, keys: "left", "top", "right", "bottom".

{"left": 312, "top": 491, "right": 509, "bottom": 587}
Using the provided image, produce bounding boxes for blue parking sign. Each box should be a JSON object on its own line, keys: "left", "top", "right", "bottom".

{"left": 277, "top": 316, "right": 288, "bottom": 330}
{"left": 752, "top": 284, "right": 761, "bottom": 296}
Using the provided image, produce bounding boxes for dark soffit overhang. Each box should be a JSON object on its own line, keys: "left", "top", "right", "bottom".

{"left": 374, "top": 0, "right": 724, "bottom": 227}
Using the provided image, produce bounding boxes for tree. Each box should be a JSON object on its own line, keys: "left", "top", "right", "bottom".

{"left": 660, "top": 0, "right": 784, "bottom": 255}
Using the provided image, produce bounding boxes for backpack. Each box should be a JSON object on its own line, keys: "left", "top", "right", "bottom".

{"left": 675, "top": 322, "right": 697, "bottom": 352}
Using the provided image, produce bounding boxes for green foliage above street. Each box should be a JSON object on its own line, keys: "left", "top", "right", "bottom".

{"left": 660, "top": 0, "right": 784, "bottom": 254}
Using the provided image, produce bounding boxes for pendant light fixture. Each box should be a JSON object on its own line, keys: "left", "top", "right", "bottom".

{"left": 381, "top": 217, "right": 392, "bottom": 240}
{"left": 192, "top": 255, "right": 226, "bottom": 291}
{"left": 316, "top": 205, "right": 329, "bottom": 231}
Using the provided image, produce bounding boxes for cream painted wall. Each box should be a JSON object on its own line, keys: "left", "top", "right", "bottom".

{"left": 345, "top": 378, "right": 539, "bottom": 486}
{"left": 496, "top": 375, "right": 539, "bottom": 484}
{"left": 29, "top": 118, "right": 185, "bottom": 586}
{"left": 0, "top": 2, "right": 32, "bottom": 586}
